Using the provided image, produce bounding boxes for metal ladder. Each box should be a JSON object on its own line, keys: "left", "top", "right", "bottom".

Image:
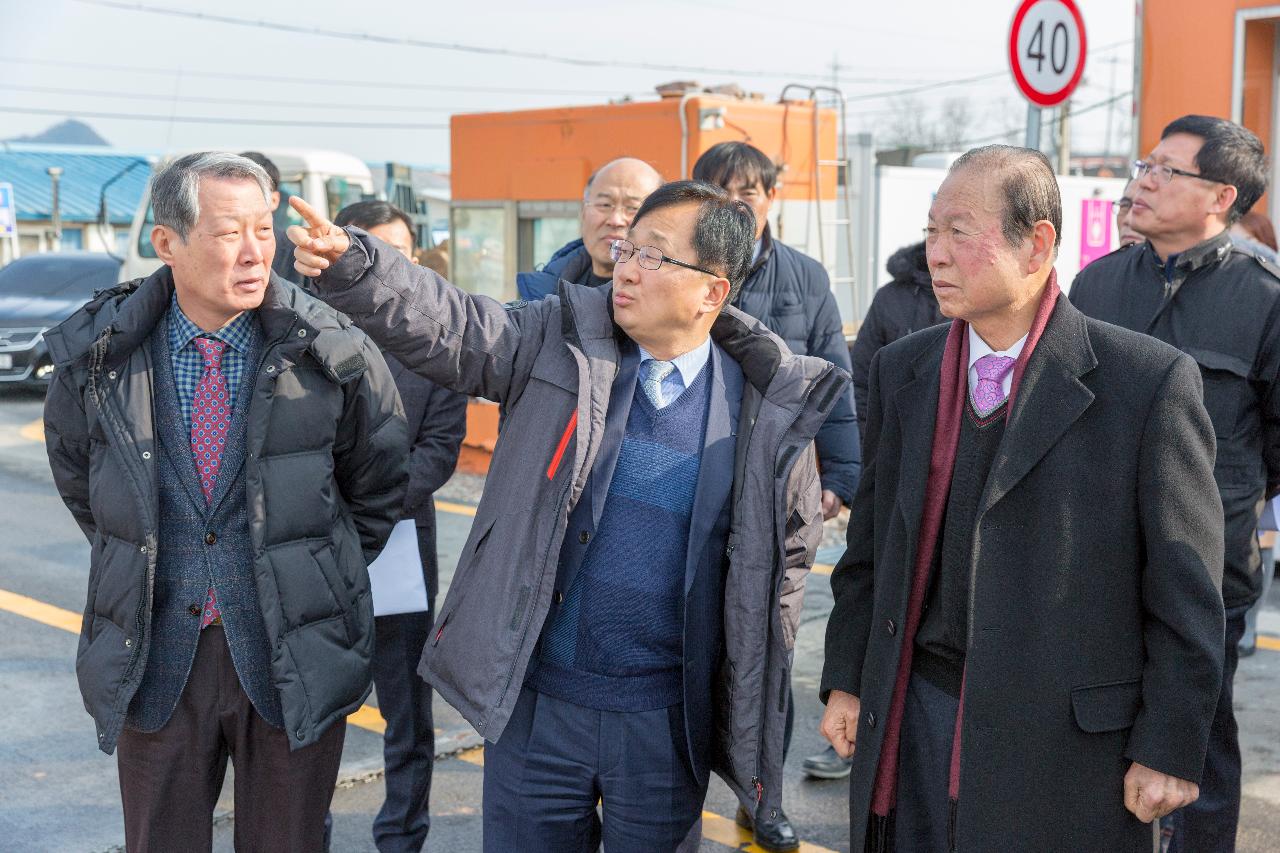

{"left": 779, "top": 84, "right": 859, "bottom": 327}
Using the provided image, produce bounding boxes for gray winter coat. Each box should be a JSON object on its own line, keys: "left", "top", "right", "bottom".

{"left": 310, "top": 228, "right": 849, "bottom": 814}
{"left": 43, "top": 267, "right": 408, "bottom": 754}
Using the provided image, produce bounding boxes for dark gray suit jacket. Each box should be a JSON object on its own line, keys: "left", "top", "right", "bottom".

{"left": 822, "top": 296, "right": 1226, "bottom": 852}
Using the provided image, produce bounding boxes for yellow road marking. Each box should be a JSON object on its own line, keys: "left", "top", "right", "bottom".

{"left": 19, "top": 418, "right": 43, "bottom": 442}
{"left": 436, "top": 499, "right": 477, "bottom": 518}
{"left": 0, "top": 586, "right": 388, "bottom": 735}
{"left": 812, "top": 562, "right": 833, "bottom": 576}
{"left": 0, "top": 588, "right": 82, "bottom": 633}
{"left": 450, "top": 746, "right": 837, "bottom": 852}
{"left": 1258, "top": 635, "right": 1280, "bottom": 652}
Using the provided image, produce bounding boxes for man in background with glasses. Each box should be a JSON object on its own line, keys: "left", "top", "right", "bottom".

{"left": 516, "top": 157, "right": 662, "bottom": 301}
{"left": 288, "top": 180, "right": 846, "bottom": 851}
{"left": 1072, "top": 114, "right": 1280, "bottom": 853}
{"left": 1114, "top": 179, "right": 1143, "bottom": 248}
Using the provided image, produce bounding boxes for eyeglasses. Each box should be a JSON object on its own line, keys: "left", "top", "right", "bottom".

{"left": 586, "top": 200, "right": 642, "bottom": 218}
{"left": 610, "top": 239, "right": 720, "bottom": 277}
{"left": 1132, "top": 160, "right": 1225, "bottom": 186}
{"left": 1115, "top": 198, "right": 1134, "bottom": 211}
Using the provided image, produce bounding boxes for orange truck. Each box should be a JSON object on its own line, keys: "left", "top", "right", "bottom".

{"left": 446, "top": 87, "right": 854, "bottom": 470}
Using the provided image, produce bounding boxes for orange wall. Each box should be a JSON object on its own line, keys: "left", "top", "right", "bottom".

{"left": 1140, "top": 0, "right": 1276, "bottom": 157}
{"left": 450, "top": 96, "right": 836, "bottom": 203}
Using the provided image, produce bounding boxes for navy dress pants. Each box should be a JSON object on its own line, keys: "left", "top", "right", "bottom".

{"left": 1164, "top": 605, "right": 1249, "bottom": 853}
{"left": 370, "top": 608, "right": 436, "bottom": 853}
{"left": 893, "top": 674, "right": 959, "bottom": 853}
{"left": 482, "top": 686, "right": 707, "bottom": 853}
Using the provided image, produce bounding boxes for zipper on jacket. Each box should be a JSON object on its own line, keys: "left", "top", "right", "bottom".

{"left": 546, "top": 410, "right": 578, "bottom": 480}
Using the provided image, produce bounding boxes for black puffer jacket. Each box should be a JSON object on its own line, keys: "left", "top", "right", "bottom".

{"left": 850, "top": 242, "right": 946, "bottom": 430}
{"left": 42, "top": 267, "right": 407, "bottom": 753}
{"left": 733, "top": 225, "right": 861, "bottom": 504}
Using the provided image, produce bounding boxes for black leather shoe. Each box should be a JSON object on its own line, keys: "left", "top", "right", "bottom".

{"left": 736, "top": 804, "right": 800, "bottom": 852}
{"left": 802, "top": 743, "right": 854, "bottom": 779}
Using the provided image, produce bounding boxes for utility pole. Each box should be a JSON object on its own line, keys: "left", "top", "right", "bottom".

{"left": 1102, "top": 56, "right": 1118, "bottom": 171}
{"left": 46, "top": 167, "right": 63, "bottom": 251}
{"left": 1057, "top": 100, "right": 1071, "bottom": 175}
{"left": 1025, "top": 105, "right": 1042, "bottom": 151}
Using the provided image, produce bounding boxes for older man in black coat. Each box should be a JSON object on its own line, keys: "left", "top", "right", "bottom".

{"left": 820, "top": 146, "right": 1225, "bottom": 852}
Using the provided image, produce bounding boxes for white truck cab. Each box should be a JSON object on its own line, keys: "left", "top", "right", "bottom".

{"left": 122, "top": 149, "right": 375, "bottom": 281}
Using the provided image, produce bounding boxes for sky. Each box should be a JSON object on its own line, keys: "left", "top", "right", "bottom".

{"left": 0, "top": 0, "right": 1137, "bottom": 169}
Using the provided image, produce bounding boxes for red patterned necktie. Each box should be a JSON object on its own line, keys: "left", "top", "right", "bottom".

{"left": 191, "top": 336, "right": 230, "bottom": 629}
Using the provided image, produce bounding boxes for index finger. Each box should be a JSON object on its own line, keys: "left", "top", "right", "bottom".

{"left": 289, "top": 195, "right": 329, "bottom": 230}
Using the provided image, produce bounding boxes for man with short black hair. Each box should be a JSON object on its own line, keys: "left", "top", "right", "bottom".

{"left": 516, "top": 157, "right": 662, "bottom": 300}
{"left": 824, "top": 144, "right": 1224, "bottom": 851}
{"left": 331, "top": 199, "right": 467, "bottom": 853}
{"left": 1072, "top": 114, "right": 1280, "bottom": 853}
{"left": 290, "top": 179, "right": 845, "bottom": 851}
{"left": 694, "top": 142, "right": 860, "bottom": 520}
{"left": 239, "top": 151, "right": 305, "bottom": 285}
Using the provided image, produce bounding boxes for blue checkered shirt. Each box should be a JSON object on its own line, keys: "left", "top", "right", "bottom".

{"left": 167, "top": 296, "right": 259, "bottom": 431}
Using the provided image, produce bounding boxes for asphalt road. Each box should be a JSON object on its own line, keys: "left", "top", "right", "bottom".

{"left": 1, "top": 385, "right": 1278, "bottom": 852}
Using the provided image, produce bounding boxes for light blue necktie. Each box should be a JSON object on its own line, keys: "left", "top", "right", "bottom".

{"left": 640, "top": 359, "right": 675, "bottom": 408}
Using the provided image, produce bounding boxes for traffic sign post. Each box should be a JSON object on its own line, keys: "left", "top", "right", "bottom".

{"left": 1009, "top": 0, "right": 1087, "bottom": 156}
{"left": 0, "top": 183, "right": 17, "bottom": 266}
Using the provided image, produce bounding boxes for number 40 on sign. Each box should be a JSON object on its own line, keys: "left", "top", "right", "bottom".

{"left": 1009, "top": 0, "right": 1087, "bottom": 108}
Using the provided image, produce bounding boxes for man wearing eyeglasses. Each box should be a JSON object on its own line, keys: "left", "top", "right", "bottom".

{"left": 1071, "top": 114, "right": 1280, "bottom": 853}
{"left": 288, "top": 180, "right": 846, "bottom": 851}
{"left": 1114, "top": 179, "right": 1143, "bottom": 248}
{"left": 516, "top": 157, "right": 662, "bottom": 301}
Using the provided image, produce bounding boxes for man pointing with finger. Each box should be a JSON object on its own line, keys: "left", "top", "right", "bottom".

{"left": 820, "top": 146, "right": 1225, "bottom": 852}
{"left": 289, "top": 182, "right": 845, "bottom": 851}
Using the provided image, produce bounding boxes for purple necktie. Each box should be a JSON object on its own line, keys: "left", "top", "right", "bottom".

{"left": 971, "top": 354, "right": 1016, "bottom": 417}
{"left": 191, "top": 336, "right": 230, "bottom": 629}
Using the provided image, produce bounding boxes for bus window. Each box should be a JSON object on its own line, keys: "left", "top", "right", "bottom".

{"left": 137, "top": 202, "right": 157, "bottom": 258}
{"left": 275, "top": 179, "right": 305, "bottom": 232}
{"left": 326, "top": 177, "right": 367, "bottom": 224}
{"left": 452, "top": 207, "right": 509, "bottom": 301}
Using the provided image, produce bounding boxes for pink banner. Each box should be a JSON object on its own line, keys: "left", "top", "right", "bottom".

{"left": 1080, "top": 198, "right": 1113, "bottom": 268}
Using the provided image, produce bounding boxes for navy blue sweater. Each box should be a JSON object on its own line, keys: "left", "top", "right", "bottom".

{"left": 528, "top": 365, "right": 711, "bottom": 711}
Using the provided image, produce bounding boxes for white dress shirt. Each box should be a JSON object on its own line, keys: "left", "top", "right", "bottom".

{"left": 638, "top": 337, "right": 712, "bottom": 409}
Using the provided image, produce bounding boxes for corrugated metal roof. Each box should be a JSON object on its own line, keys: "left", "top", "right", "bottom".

{"left": 0, "top": 147, "right": 152, "bottom": 224}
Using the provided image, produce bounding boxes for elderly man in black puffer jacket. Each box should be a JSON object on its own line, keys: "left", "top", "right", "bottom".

{"left": 43, "top": 152, "right": 406, "bottom": 853}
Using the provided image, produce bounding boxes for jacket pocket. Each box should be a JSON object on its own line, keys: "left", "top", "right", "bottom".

{"left": 1186, "top": 347, "right": 1250, "bottom": 438}
{"left": 1070, "top": 677, "right": 1142, "bottom": 733}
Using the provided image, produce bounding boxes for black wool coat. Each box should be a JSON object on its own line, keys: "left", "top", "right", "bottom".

{"left": 822, "top": 296, "right": 1225, "bottom": 852}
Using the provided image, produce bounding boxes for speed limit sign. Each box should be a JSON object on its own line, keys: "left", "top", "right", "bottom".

{"left": 1009, "top": 0, "right": 1087, "bottom": 107}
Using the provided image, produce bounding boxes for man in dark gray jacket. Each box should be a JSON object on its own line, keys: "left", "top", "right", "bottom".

{"left": 1071, "top": 114, "right": 1280, "bottom": 853}
{"left": 43, "top": 152, "right": 407, "bottom": 852}
{"left": 289, "top": 180, "right": 846, "bottom": 852}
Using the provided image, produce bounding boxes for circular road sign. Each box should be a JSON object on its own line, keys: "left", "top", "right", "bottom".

{"left": 1009, "top": 0, "right": 1087, "bottom": 108}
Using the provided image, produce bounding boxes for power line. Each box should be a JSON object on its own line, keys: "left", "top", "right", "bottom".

{"left": 0, "top": 105, "right": 448, "bottom": 130}
{"left": 0, "top": 83, "right": 474, "bottom": 114}
{"left": 0, "top": 55, "right": 641, "bottom": 98}
{"left": 76, "top": 1, "right": 1133, "bottom": 92}
{"left": 74, "top": 0, "right": 846, "bottom": 82}
{"left": 955, "top": 91, "right": 1133, "bottom": 148}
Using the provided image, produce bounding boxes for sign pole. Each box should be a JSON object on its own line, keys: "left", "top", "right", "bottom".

{"left": 1025, "top": 104, "right": 1043, "bottom": 150}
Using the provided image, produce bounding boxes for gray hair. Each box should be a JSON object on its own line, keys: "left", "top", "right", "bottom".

{"left": 950, "top": 144, "right": 1063, "bottom": 250}
{"left": 151, "top": 152, "right": 273, "bottom": 242}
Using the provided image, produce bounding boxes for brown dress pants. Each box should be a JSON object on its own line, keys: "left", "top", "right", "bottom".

{"left": 116, "top": 626, "right": 346, "bottom": 853}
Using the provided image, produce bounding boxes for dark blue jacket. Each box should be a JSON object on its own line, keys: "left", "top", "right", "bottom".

{"left": 733, "top": 226, "right": 861, "bottom": 504}
{"left": 516, "top": 238, "right": 595, "bottom": 301}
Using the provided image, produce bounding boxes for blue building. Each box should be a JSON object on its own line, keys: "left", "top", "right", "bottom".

{"left": 0, "top": 144, "right": 153, "bottom": 263}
